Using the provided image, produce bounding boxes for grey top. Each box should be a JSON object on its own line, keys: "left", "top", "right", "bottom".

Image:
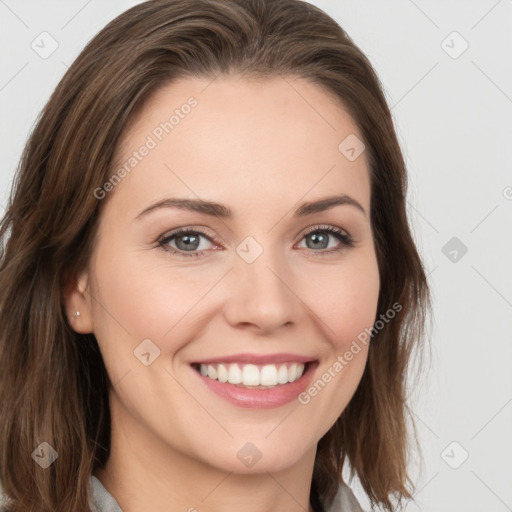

{"left": 1, "top": 475, "right": 364, "bottom": 511}
{"left": 88, "top": 475, "right": 364, "bottom": 512}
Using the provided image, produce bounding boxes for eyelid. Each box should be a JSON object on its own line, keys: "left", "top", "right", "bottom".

{"left": 297, "top": 224, "right": 355, "bottom": 253}
{"left": 300, "top": 224, "right": 351, "bottom": 239}
{"left": 157, "top": 225, "right": 217, "bottom": 243}
{"left": 157, "top": 224, "right": 352, "bottom": 243}
{"left": 157, "top": 223, "right": 355, "bottom": 257}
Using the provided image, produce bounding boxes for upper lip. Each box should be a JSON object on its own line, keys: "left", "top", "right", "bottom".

{"left": 191, "top": 352, "right": 317, "bottom": 365}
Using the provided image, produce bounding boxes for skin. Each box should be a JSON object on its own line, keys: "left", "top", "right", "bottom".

{"left": 64, "top": 75, "right": 380, "bottom": 512}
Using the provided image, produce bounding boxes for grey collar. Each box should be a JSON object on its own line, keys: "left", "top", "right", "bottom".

{"left": 89, "top": 475, "right": 363, "bottom": 512}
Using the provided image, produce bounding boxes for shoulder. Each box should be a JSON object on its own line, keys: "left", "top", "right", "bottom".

{"left": 325, "top": 482, "right": 364, "bottom": 512}
{"left": 3, "top": 476, "right": 363, "bottom": 512}
{"left": 0, "top": 476, "right": 117, "bottom": 512}
{"left": 89, "top": 475, "right": 123, "bottom": 512}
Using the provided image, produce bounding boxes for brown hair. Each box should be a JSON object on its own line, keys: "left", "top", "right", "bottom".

{"left": 0, "top": 0, "right": 431, "bottom": 510}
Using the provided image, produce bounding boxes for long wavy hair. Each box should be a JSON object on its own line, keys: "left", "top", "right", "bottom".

{"left": 0, "top": 0, "right": 432, "bottom": 510}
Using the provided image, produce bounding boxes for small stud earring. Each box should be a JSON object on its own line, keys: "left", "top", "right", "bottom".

{"left": 73, "top": 311, "right": 81, "bottom": 319}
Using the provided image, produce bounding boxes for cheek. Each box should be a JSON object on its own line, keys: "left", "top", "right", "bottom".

{"left": 89, "top": 243, "right": 216, "bottom": 358}
{"left": 303, "top": 252, "right": 380, "bottom": 350}
{"left": 90, "top": 234, "right": 380, "bottom": 366}
{"left": 293, "top": 253, "right": 379, "bottom": 434}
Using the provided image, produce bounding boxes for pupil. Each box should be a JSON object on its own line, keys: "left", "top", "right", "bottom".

{"left": 309, "top": 233, "right": 327, "bottom": 249}
{"left": 177, "top": 234, "right": 199, "bottom": 251}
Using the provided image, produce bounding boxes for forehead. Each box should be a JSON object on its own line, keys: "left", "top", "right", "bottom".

{"left": 108, "top": 75, "right": 371, "bottom": 219}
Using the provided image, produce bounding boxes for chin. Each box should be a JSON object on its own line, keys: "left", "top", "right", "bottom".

{"left": 197, "top": 437, "right": 313, "bottom": 475}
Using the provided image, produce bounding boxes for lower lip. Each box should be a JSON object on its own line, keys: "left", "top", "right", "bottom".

{"left": 191, "top": 362, "right": 318, "bottom": 409}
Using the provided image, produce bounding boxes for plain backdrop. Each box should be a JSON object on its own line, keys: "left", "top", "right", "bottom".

{"left": 1, "top": 1, "right": 511, "bottom": 511}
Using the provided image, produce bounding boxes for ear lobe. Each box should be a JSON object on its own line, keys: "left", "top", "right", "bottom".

{"left": 62, "top": 272, "right": 94, "bottom": 334}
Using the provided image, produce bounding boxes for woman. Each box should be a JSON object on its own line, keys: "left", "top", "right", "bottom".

{"left": 0, "top": 0, "right": 431, "bottom": 511}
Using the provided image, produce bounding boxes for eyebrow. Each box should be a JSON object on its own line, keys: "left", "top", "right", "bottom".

{"left": 135, "top": 194, "right": 367, "bottom": 220}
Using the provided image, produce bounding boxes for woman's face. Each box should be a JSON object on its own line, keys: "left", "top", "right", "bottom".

{"left": 70, "top": 76, "right": 380, "bottom": 474}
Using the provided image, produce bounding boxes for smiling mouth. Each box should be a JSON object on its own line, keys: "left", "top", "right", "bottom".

{"left": 190, "top": 361, "right": 314, "bottom": 389}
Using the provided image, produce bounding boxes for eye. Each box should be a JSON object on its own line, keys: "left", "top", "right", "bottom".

{"left": 157, "top": 227, "right": 216, "bottom": 259}
{"left": 157, "top": 224, "right": 355, "bottom": 258}
{"left": 296, "top": 225, "right": 355, "bottom": 255}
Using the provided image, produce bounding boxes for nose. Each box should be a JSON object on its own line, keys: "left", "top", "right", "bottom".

{"left": 222, "top": 248, "right": 302, "bottom": 334}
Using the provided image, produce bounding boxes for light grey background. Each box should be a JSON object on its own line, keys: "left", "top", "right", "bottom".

{"left": 1, "top": 1, "right": 511, "bottom": 511}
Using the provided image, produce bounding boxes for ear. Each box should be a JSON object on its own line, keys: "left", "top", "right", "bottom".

{"left": 62, "top": 271, "right": 94, "bottom": 334}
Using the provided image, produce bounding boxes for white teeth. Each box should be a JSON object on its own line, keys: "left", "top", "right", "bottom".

{"left": 288, "top": 362, "right": 297, "bottom": 382}
{"left": 207, "top": 365, "right": 217, "bottom": 380}
{"left": 260, "top": 365, "right": 278, "bottom": 386}
{"left": 197, "top": 362, "right": 306, "bottom": 386}
{"left": 277, "top": 364, "right": 288, "bottom": 384}
{"left": 242, "top": 364, "right": 260, "bottom": 385}
{"left": 228, "top": 363, "right": 242, "bottom": 384}
{"left": 217, "top": 363, "right": 229, "bottom": 383}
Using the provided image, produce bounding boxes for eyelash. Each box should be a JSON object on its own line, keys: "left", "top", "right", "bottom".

{"left": 157, "top": 225, "right": 355, "bottom": 259}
